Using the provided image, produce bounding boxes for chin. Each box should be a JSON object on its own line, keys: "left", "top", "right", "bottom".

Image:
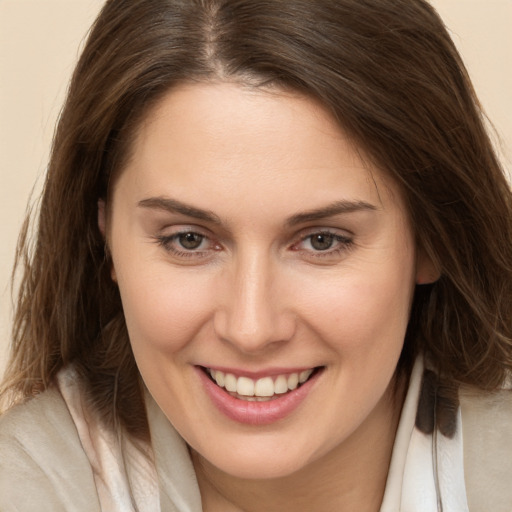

{"left": 194, "top": 438, "right": 317, "bottom": 481}
{"left": 214, "top": 457, "right": 306, "bottom": 481}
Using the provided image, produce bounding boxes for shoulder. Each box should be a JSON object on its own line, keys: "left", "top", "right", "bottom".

{"left": 460, "top": 388, "right": 512, "bottom": 511}
{"left": 0, "top": 386, "right": 100, "bottom": 512}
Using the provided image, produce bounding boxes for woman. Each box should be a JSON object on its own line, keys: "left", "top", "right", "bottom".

{"left": 1, "top": 0, "right": 511, "bottom": 510}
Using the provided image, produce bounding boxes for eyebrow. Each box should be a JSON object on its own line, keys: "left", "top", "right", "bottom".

{"left": 286, "top": 200, "right": 378, "bottom": 226}
{"left": 138, "top": 197, "right": 222, "bottom": 224}
{"left": 138, "top": 196, "right": 377, "bottom": 226}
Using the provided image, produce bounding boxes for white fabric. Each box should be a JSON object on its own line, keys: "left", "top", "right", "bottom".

{"left": 58, "top": 358, "right": 469, "bottom": 512}
{"left": 2, "top": 357, "right": 511, "bottom": 510}
{"left": 381, "top": 358, "right": 469, "bottom": 511}
{"left": 146, "top": 396, "right": 203, "bottom": 512}
{"left": 58, "top": 367, "right": 203, "bottom": 512}
{"left": 57, "top": 367, "right": 161, "bottom": 512}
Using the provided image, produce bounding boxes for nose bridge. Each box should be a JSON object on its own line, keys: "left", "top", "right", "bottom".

{"left": 214, "top": 245, "right": 293, "bottom": 351}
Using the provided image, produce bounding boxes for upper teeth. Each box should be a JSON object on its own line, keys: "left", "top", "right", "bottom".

{"left": 208, "top": 369, "right": 314, "bottom": 397}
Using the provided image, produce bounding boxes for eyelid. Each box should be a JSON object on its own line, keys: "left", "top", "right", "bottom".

{"left": 290, "top": 228, "right": 354, "bottom": 259}
{"left": 156, "top": 223, "right": 214, "bottom": 243}
{"left": 294, "top": 226, "right": 353, "bottom": 243}
{"left": 300, "top": 222, "right": 353, "bottom": 235}
{"left": 152, "top": 223, "right": 354, "bottom": 263}
{"left": 153, "top": 225, "right": 222, "bottom": 260}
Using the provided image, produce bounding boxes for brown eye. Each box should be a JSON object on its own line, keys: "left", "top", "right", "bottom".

{"left": 178, "top": 232, "right": 204, "bottom": 250}
{"left": 310, "top": 233, "right": 335, "bottom": 251}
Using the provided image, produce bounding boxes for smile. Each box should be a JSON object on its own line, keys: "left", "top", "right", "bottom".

{"left": 205, "top": 367, "right": 317, "bottom": 401}
{"left": 198, "top": 366, "right": 323, "bottom": 425}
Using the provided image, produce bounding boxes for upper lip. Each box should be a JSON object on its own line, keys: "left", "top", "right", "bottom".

{"left": 199, "top": 365, "right": 321, "bottom": 379}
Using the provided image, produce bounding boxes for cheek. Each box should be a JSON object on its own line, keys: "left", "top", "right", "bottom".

{"left": 116, "top": 262, "right": 216, "bottom": 356}
{"left": 295, "top": 258, "right": 415, "bottom": 357}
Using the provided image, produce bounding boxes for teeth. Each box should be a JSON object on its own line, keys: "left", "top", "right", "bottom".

{"left": 207, "top": 368, "right": 315, "bottom": 399}
{"left": 274, "top": 375, "right": 288, "bottom": 394}
{"left": 299, "top": 369, "right": 313, "bottom": 384}
{"left": 254, "top": 377, "right": 274, "bottom": 397}
{"left": 214, "top": 371, "right": 225, "bottom": 388}
{"left": 237, "top": 376, "right": 255, "bottom": 396}
{"left": 287, "top": 373, "right": 299, "bottom": 390}
{"left": 224, "top": 373, "right": 237, "bottom": 392}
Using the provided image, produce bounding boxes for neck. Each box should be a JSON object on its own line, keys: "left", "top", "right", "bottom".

{"left": 192, "top": 380, "right": 405, "bottom": 512}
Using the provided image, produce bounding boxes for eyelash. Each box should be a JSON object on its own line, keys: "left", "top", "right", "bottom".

{"left": 154, "top": 231, "right": 214, "bottom": 258}
{"left": 293, "top": 230, "right": 354, "bottom": 259}
{"left": 153, "top": 229, "right": 354, "bottom": 260}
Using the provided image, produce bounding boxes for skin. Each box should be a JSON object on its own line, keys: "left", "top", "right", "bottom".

{"left": 103, "top": 82, "right": 436, "bottom": 511}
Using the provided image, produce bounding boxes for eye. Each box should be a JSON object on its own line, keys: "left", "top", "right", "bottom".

{"left": 153, "top": 228, "right": 220, "bottom": 260}
{"left": 177, "top": 232, "right": 205, "bottom": 250}
{"left": 308, "top": 233, "right": 337, "bottom": 251}
{"left": 292, "top": 229, "right": 353, "bottom": 261}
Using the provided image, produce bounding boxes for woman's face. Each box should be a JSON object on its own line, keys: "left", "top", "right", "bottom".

{"left": 107, "top": 82, "right": 428, "bottom": 479}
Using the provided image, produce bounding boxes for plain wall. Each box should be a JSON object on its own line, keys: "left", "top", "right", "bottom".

{"left": 1, "top": 0, "right": 511, "bottom": 377}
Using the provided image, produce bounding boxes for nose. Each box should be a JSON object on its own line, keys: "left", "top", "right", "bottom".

{"left": 213, "top": 248, "right": 296, "bottom": 353}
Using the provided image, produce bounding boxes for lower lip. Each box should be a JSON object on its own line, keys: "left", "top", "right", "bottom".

{"left": 197, "top": 367, "right": 321, "bottom": 425}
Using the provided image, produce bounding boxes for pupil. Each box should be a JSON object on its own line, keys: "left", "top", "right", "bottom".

{"left": 311, "top": 233, "right": 334, "bottom": 251}
{"left": 179, "top": 233, "right": 203, "bottom": 250}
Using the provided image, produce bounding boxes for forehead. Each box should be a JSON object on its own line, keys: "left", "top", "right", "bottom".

{"left": 118, "top": 82, "right": 404, "bottom": 219}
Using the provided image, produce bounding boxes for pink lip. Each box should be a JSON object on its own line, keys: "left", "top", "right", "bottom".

{"left": 196, "top": 366, "right": 322, "bottom": 425}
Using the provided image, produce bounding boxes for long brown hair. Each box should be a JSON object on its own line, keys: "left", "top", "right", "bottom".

{"left": 2, "top": 0, "right": 511, "bottom": 437}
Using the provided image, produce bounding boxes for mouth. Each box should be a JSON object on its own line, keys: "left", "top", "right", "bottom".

{"left": 202, "top": 366, "right": 322, "bottom": 402}
{"left": 198, "top": 365, "right": 324, "bottom": 425}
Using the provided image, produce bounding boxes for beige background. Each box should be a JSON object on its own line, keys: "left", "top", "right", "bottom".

{"left": 1, "top": 0, "right": 511, "bottom": 377}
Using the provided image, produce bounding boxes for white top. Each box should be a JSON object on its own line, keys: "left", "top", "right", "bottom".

{"left": 1, "top": 357, "right": 511, "bottom": 511}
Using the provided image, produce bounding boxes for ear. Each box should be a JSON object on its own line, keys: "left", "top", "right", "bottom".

{"left": 98, "top": 199, "right": 117, "bottom": 282}
{"left": 415, "top": 250, "right": 440, "bottom": 285}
